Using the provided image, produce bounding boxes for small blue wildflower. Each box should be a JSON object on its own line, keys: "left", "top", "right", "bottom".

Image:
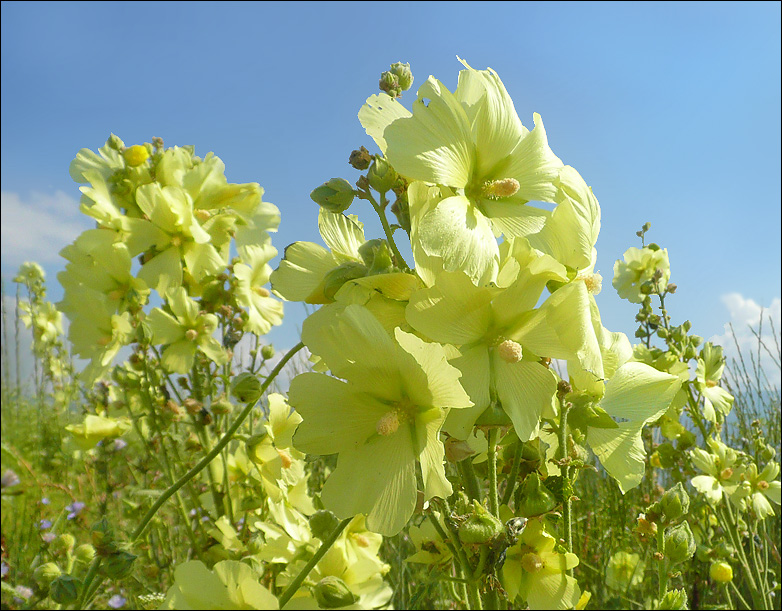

{"left": 38, "top": 519, "right": 53, "bottom": 530}
{"left": 66, "top": 501, "right": 86, "bottom": 520}
{"left": 107, "top": 594, "right": 127, "bottom": 609}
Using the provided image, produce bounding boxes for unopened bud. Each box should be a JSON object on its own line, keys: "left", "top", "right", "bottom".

{"left": 458, "top": 500, "right": 504, "bottom": 544}
{"left": 50, "top": 533, "right": 76, "bottom": 556}
{"left": 107, "top": 134, "right": 125, "bottom": 151}
{"left": 358, "top": 239, "right": 394, "bottom": 274}
{"left": 659, "top": 482, "right": 690, "bottom": 522}
{"left": 100, "top": 550, "right": 137, "bottom": 579}
{"left": 658, "top": 588, "right": 688, "bottom": 610}
{"left": 389, "top": 62, "right": 414, "bottom": 91}
{"left": 231, "top": 372, "right": 262, "bottom": 404}
{"left": 211, "top": 395, "right": 233, "bottom": 416}
{"left": 367, "top": 157, "right": 398, "bottom": 193}
{"left": 323, "top": 262, "right": 368, "bottom": 300}
{"left": 74, "top": 544, "right": 96, "bottom": 564}
{"left": 517, "top": 473, "right": 557, "bottom": 518}
{"left": 314, "top": 576, "right": 359, "bottom": 609}
{"left": 33, "top": 562, "right": 62, "bottom": 587}
{"left": 379, "top": 71, "right": 401, "bottom": 97}
{"left": 710, "top": 560, "right": 733, "bottom": 583}
{"left": 664, "top": 522, "right": 696, "bottom": 565}
{"left": 310, "top": 178, "right": 355, "bottom": 213}
{"left": 666, "top": 283, "right": 677, "bottom": 294}
{"left": 261, "top": 344, "right": 275, "bottom": 360}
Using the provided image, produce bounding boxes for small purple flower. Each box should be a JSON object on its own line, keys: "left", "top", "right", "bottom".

{"left": 14, "top": 585, "right": 33, "bottom": 600}
{"left": 1, "top": 469, "right": 20, "bottom": 489}
{"left": 42, "top": 532, "right": 56, "bottom": 543}
{"left": 107, "top": 594, "right": 127, "bottom": 609}
{"left": 66, "top": 501, "right": 86, "bottom": 520}
{"left": 113, "top": 439, "right": 128, "bottom": 451}
{"left": 40, "top": 497, "right": 51, "bottom": 505}
{"left": 38, "top": 519, "right": 53, "bottom": 530}
{"left": 1, "top": 561, "right": 9, "bottom": 578}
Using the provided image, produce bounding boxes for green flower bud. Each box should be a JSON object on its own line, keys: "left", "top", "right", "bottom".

{"left": 50, "top": 533, "right": 76, "bottom": 556}
{"left": 379, "top": 71, "right": 401, "bottom": 97}
{"left": 709, "top": 560, "right": 733, "bottom": 583}
{"left": 389, "top": 62, "right": 414, "bottom": 91}
{"left": 313, "top": 576, "right": 359, "bottom": 609}
{"left": 664, "top": 522, "right": 696, "bottom": 565}
{"left": 260, "top": 344, "right": 275, "bottom": 360}
{"left": 367, "top": 157, "right": 398, "bottom": 193}
{"left": 658, "top": 588, "right": 688, "bottom": 610}
{"left": 33, "top": 562, "right": 62, "bottom": 587}
{"left": 50, "top": 575, "right": 81, "bottom": 605}
{"left": 640, "top": 281, "right": 655, "bottom": 295}
{"left": 211, "top": 395, "right": 233, "bottom": 416}
{"left": 458, "top": 501, "right": 504, "bottom": 544}
{"left": 660, "top": 483, "right": 690, "bottom": 522}
{"left": 676, "top": 430, "right": 697, "bottom": 450}
{"left": 309, "top": 510, "right": 341, "bottom": 540}
{"left": 107, "top": 133, "right": 125, "bottom": 151}
{"left": 657, "top": 327, "right": 669, "bottom": 339}
{"left": 74, "top": 544, "right": 96, "bottom": 564}
{"left": 349, "top": 146, "right": 372, "bottom": 170}
{"left": 310, "top": 178, "right": 355, "bottom": 213}
{"left": 100, "top": 550, "right": 137, "bottom": 579}
{"left": 517, "top": 473, "right": 557, "bottom": 518}
{"left": 231, "top": 372, "right": 262, "bottom": 404}
{"left": 323, "top": 262, "right": 368, "bottom": 300}
{"left": 647, "top": 242, "right": 661, "bottom": 251}
{"left": 358, "top": 239, "right": 394, "bottom": 274}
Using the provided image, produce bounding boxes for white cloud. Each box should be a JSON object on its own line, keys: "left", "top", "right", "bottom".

{"left": 710, "top": 293, "right": 781, "bottom": 387}
{"left": 1, "top": 190, "right": 93, "bottom": 269}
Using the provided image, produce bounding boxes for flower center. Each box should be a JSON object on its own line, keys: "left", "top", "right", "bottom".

{"left": 185, "top": 329, "right": 199, "bottom": 342}
{"left": 497, "top": 339, "right": 523, "bottom": 363}
{"left": 520, "top": 552, "right": 544, "bottom": 573}
{"left": 719, "top": 467, "right": 733, "bottom": 480}
{"left": 757, "top": 480, "right": 769, "bottom": 491}
{"left": 376, "top": 410, "right": 401, "bottom": 436}
{"left": 253, "top": 286, "right": 270, "bottom": 298}
{"left": 482, "top": 178, "right": 520, "bottom": 199}
{"left": 580, "top": 272, "right": 603, "bottom": 295}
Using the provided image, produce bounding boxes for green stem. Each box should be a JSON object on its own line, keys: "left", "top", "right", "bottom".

{"left": 500, "top": 441, "right": 522, "bottom": 508}
{"left": 277, "top": 518, "right": 351, "bottom": 608}
{"left": 459, "top": 459, "right": 482, "bottom": 502}
{"left": 131, "top": 342, "right": 303, "bottom": 541}
{"left": 728, "top": 579, "right": 752, "bottom": 610}
{"left": 435, "top": 499, "right": 482, "bottom": 610}
{"left": 558, "top": 399, "right": 573, "bottom": 553}
{"left": 366, "top": 190, "right": 410, "bottom": 271}
{"left": 656, "top": 527, "right": 669, "bottom": 599}
{"left": 76, "top": 343, "right": 304, "bottom": 610}
{"left": 487, "top": 429, "right": 499, "bottom": 517}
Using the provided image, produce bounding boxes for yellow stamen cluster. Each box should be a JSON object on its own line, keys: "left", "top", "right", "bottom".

{"left": 195, "top": 209, "right": 212, "bottom": 222}
{"left": 757, "top": 480, "right": 770, "bottom": 491}
{"left": 376, "top": 410, "right": 401, "bottom": 436}
{"left": 123, "top": 144, "right": 150, "bottom": 167}
{"left": 581, "top": 272, "right": 603, "bottom": 295}
{"left": 497, "top": 339, "right": 523, "bottom": 363}
{"left": 351, "top": 533, "right": 371, "bottom": 548}
{"left": 253, "top": 286, "right": 271, "bottom": 298}
{"left": 170, "top": 235, "right": 183, "bottom": 248}
{"left": 720, "top": 467, "right": 733, "bottom": 480}
{"left": 520, "top": 552, "right": 544, "bottom": 573}
{"left": 185, "top": 329, "right": 199, "bottom": 342}
{"left": 277, "top": 448, "right": 293, "bottom": 469}
{"left": 482, "top": 177, "right": 520, "bottom": 199}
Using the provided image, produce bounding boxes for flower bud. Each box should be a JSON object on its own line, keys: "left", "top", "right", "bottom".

{"left": 660, "top": 483, "right": 690, "bottom": 522}
{"left": 458, "top": 501, "right": 504, "bottom": 544}
{"left": 74, "top": 544, "right": 96, "bottom": 564}
{"left": 231, "top": 372, "right": 262, "bottom": 404}
{"left": 211, "top": 395, "right": 233, "bottom": 416}
{"left": 313, "top": 576, "right": 359, "bottom": 609}
{"left": 123, "top": 145, "right": 150, "bottom": 167}
{"left": 389, "top": 62, "right": 414, "bottom": 91}
{"left": 50, "top": 575, "right": 81, "bottom": 604}
{"left": 309, "top": 510, "right": 341, "bottom": 540}
{"left": 379, "top": 71, "right": 401, "bottom": 97}
{"left": 260, "top": 344, "right": 275, "bottom": 360}
{"left": 183, "top": 397, "right": 202, "bottom": 415}
{"left": 358, "top": 239, "right": 394, "bottom": 274}
{"left": 323, "top": 262, "right": 368, "bottom": 300}
{"left": 710, "top": 560, "right": 733, "bottom": 583}
{"left": 349, "top": 146, "right": 372, "bottom": 170}
{"left": 658, "top": 588, "right": 688, "bottom": 610}
{"left": 50, "top": 533, "right": 76, "bottom": 556}
{"left": 107, "top": 133, "right": 125, "bottom": 151}
{"left": 100, "top": 550, "right": 137, "bottom": 579}
{"left": 367, "top": 157, "right": 398, "bottom": 193}
{"left": 310, "top": 178, "right": 355, "bottom": 213}
{"left": 517, "top": 473, "right": 557, "bottom": 518}
{"left": 664, "top": 522, "right": 696, "bottom": 565}
{"left": 33, "top": 562, "right": 62, "bottom": 587}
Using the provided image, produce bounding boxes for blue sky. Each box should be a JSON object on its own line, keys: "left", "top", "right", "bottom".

{"left": 2, "top": 1, "right": 780, "bottom": 366}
